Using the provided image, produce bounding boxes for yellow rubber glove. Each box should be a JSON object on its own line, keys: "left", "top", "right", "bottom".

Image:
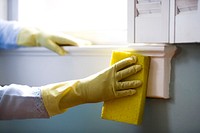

{"left": 41, "top": 56, "right": 142, "bottom": 116}
{"left": 17, "top": 27, "right": 92, "bottom": 55}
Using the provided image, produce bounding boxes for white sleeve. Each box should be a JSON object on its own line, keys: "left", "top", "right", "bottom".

{"left": 0, "top": 19, "right": 21, "bottom": 49}
{"left": 0, "top": 84, "right": 49, "bottom": 120}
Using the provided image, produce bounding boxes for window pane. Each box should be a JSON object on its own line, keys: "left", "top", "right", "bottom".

{"left": 18, "top": 0, "right": 127, "bottom": 44}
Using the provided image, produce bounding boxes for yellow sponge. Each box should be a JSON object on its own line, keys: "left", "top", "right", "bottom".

{"left": 101, "top": 50, "right": 150, "bottom": 125}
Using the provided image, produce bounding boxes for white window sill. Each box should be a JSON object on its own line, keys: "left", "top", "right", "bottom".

{"left": 0, "top": 44, "right": 176, "bottom": 99}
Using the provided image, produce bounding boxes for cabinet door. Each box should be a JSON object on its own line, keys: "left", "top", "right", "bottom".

{"left": 134, "top": 0, "right": 169, "bottom": 43}
{"left": 175, "top": 0, "right": 200, "bottom": 43}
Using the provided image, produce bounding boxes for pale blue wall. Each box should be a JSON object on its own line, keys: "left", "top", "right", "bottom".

{"left": 0, "top": 44, "right": 200, "bottom": 133}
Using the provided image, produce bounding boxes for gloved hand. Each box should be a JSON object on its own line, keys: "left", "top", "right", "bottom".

{"left": 17, "top": 27, "right": 92, "bottom": 55}
{"left": 41, "top": 56, "right": 142, "bottom": 116}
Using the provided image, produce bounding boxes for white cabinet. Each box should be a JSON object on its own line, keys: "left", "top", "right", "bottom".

{"left": 128, "top": 0, "right": 200, "bottom": 43}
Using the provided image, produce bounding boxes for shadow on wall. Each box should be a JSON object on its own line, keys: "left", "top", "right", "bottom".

{"left": 140, "top": 99, "right": 170, "bottom": 133}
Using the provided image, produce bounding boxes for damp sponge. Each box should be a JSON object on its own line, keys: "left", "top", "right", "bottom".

{"left": 101, "top": 50, "right": 150, "bottom": 125}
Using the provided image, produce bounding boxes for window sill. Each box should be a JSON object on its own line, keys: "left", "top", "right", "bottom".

{"left": 0, "top": 44, "right": 176, "bottom": 99}
{"left": 0, "top": 43, "right": 175, "bottom": 56}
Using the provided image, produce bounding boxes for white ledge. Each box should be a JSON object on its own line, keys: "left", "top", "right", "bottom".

{"left": 0, "top": 44, "right": 176, "bottom": 57}
{"left": 0, "top": 44, "right": 177, "bottom": 99}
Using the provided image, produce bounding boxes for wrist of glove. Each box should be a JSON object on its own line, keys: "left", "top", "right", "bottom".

{"left": 41, "top": 56, "right": 142, "bottom": 116}
{"left": 17, "top": 27, "right": 92, "bottom": 55}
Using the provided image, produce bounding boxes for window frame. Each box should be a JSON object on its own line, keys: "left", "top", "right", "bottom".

{"left": 0, "top": 0, "right": 7, "bottom": 20}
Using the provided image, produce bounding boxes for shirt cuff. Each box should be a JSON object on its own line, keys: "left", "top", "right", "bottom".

{"left": 0, "top": 84, "right": 49, "bottom": 120}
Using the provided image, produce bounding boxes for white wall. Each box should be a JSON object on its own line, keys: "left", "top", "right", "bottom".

{"left": 0, "top": 0, "right": 7, "bottom": 19}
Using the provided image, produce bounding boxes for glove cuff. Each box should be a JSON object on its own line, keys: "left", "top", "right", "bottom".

{"left": 17, "top": 27, "right": 39, "bottom": 47}
{"left": 41, "top": 80, "right": 85, "bottom": 116}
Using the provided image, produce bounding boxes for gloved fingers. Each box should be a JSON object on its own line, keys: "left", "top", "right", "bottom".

{"left": 114, "top": 56, "right": 137, "bottom": 72}
{"left": 115, "top": 89, "right": 137, "bottom": 98}
{"left": 116, "top": 80, "right": 142, "bottom": 91}
{"left": 116, "top": 65, "right": 142, "bottom": 81}
{"left": 52, "top": 33, "right": 92, "bottom": 46}
{"left": 44, "top": 40, "right": 67, "bottom": 55}
{"left": 52, "top": 33, "right": 78, "bottom": 46}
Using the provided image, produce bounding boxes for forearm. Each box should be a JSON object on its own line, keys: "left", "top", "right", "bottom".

{"left": 0, "top": 84, "right": 49, "bottom": 120}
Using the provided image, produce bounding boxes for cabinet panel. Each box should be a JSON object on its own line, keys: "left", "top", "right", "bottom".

{"left": 134, "top": 0, "right": 169, "bottom": 43}
{"left": 175, "top": 0, "right": 200, "bottom": 43}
